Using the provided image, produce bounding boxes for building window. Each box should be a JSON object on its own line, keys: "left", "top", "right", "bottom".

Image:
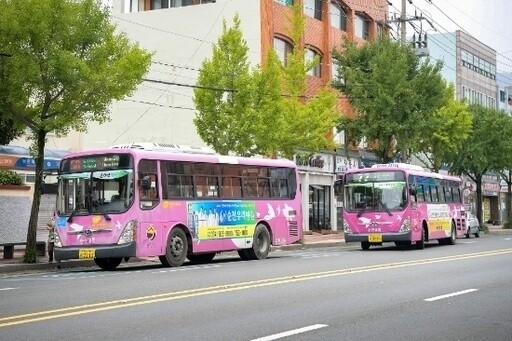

{"left": 355, "top": 14, "right": 369, "bottom": 40}
{"left": 330, "top": 2, "right": 347, "bottom": 31}
{"left": 151, "top": 0, "right": 169, "bottom": 9}
{"left": 304, "top": 0, "right": 322, "bottom": 20}
{"left": 377, "top": 23, "right": 384, "bottom": 38}
{"left": 274, "top": 37, "right": 293, "bottom": 66}
{"left": 500, "top": 90, "right": 506, "bottom": 103}
{"left": 274, "top": 0, "right": 294, "bottom": 5}
{"left": 305, "top": 48, "right": 321, "bottom": 77}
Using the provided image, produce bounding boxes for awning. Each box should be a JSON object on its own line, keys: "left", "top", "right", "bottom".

{"left": 0, "top": 145, "right": 68, "bottom": 171}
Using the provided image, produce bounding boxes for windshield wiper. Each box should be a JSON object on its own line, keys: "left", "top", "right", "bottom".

{"left": 357, "top": 207, "right": 366, "bottom": 217}
{"left": 67, "top": 206, "right": 83, "bottom": 223}
{"left": 379, "top": 202, "right": 393, "bottom": 216}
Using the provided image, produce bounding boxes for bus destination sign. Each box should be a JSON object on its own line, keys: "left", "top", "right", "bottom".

{"left": 67, "top": 155, "right": 122, "bottom": 172}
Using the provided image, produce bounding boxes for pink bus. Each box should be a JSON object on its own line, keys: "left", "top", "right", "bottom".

{"left": 338, "top": 163, "right": 466, "bottom": 250}
{"left": 54, "top": 143, "right": 302, "bottom": 270}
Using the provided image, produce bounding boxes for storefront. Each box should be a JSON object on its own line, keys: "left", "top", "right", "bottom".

{"left": 294, "top": 151, "right": 336, "bottom": 232}
{"left": 482, "top": 173, "right": 500, "bottom": 224}
{"left": 335, "top": 150, "right": 360, "bottom": 231}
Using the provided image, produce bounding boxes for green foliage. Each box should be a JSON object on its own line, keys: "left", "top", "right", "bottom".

{"left": 416, "top": 92, "right": 472, "bottom": 171}
{"left": 446, "top": 104, "right": 512, "bottom": 227}
{"left": 0, "top": 170, "right": 23, "bottom": 185}
{"left": 194, "top": 7, "right": 339, "bottom": 158}
{"left": 0, "top": 114, "right": 24, "bottom": 145}
{"left": 193, "top": 15, "right": 255, "bottom": 156}
{"left": 333, "top": 38, "right": 448, "bottom": 162}
{"left": 0, "top": 0, "right": 151, "bottom": 252}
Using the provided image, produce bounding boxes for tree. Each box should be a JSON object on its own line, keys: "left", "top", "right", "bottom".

{"left": 0, "top": 114, "right": 23, "bottom": 145}
{"left": 193, "top": 15, "right": 256, "bottom": 156}
{"left": 0, "top": 54, "right": 24, "bottom": 144}
{"left": 333, "top": 38, "right": 449, "bottom": 163}
{"left": 0, "top": 0, "right": 152, "bottom": 262}
{"left": 194, "top": 6, "right": 339, "bottom": 158}
{"left": 415, "top": 92, "right": 472, "bottom": 172}
{"left": 447, "top": 104, "right": 512, "bottom": 228}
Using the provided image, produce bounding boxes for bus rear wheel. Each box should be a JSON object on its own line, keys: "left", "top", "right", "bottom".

{"left": 94, "top": 257, "right": 122, "bottom": 270}
{"left": 160, "top": 228, "right": 188, "bottom": 267}
{"left": 245, "top": 224, "right": 271, "bottom": 260}
{"left": 237, "top": 249, "right": 250, "bottom": 260}
{"left": 187, "top": 252, "right": 216, "bottom": 263}
{"left": 416, "top": 228, "right": 425, "bottom": 249}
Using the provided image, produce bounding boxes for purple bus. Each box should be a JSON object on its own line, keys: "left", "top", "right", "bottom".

{"left": 339, "top": 163, "right": 466, "bottom": 250}
{"left": 54, "top": 143, "right": 302, "bottom": 270}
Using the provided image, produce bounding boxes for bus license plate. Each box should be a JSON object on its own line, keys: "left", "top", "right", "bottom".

{"left": 368, "top": 234, "right": 382, "bottom": 243}
{"left": 79, "top": 249, "right": 95, "bottom": 259}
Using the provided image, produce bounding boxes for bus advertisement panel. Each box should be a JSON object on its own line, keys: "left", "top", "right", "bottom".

{"left": 340, "top": 163, "right": 466, "bottom": 250}
{"left": 53, "top": 144, "right": 302, "bottom": 270}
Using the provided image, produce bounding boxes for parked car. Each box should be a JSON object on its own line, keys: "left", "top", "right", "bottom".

{"left": 466, "top": 212, "right": 480, "bottom": 238}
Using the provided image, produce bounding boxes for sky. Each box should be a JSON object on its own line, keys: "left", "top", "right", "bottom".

{"left": 390, "top": 0, "right": 512, "bottom": 73}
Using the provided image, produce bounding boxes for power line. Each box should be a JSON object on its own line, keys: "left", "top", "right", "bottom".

{"left": 422, "top": 0, "right": 512, "bottom": 69}
{"left": 143, "top": 78, "right": 235, "bottom": 92}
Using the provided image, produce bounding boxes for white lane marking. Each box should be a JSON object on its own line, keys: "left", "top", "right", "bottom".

{"left": 252, "top": 324, "right": 328, "bottom": 341}
{"left": 425, "top": 289, "right": 478, "bottom": 302}
{"left": 0, "top": 288, "right": 17, "bottom": 291}
{"left": 505, "top": 238, "right": 512, "bottom": 241}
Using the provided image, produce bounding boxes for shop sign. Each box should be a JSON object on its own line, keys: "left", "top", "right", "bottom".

{"left": 294, "top": 152, "right": 334, "bottom": 173}
{"left": 335, "top": 156, "right": 358, "bottom": 174}
{"left": 483, "top": 182, "right": 500, "bottom": 196}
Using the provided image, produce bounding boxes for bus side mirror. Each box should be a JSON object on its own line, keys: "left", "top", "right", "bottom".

{"left": 139, "top": 175, "right": 151, "bottom": 190}
{"left": 409, "top": 185, "right": 417, "bottom": 196}
{"left": 334, "top": 179, "right": 342, "bottom": 196}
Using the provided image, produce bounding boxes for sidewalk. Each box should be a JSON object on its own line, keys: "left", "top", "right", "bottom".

{"left": 0, "top": 231, "right": 345, "bottom": 274}
{"left": 2, "top": 226, "right": 510, "bottom": 274}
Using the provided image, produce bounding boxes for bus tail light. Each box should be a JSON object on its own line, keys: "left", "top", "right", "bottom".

{"left": 343, "top": 220, "right": 352, "bottom": 233}
{"left": 398, "top": 218, "right": 411, "bottom": 232}
{"left": 118, "top": 220, "right": 137, "bottom": 245}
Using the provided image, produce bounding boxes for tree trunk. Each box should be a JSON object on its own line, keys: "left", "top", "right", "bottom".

{"left": 475, "top": 174, "right": 483, "bottom": 228}
{"left": 24, "top": 129, "right": 46, "bottom": 263}
{"left": 507, "top": 170, "right": 512, "bottom": 225}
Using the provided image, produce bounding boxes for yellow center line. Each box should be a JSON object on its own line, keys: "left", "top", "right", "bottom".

{"left": 1, "top": 248, "right": 511, "bottom": 328}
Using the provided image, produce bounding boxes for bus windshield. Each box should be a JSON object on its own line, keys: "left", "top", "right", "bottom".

{"left": 345, "top": 179, "right": 407, "bottom": 214}
{"left": 57, "top": 169, "right": 134, "bottom": 216}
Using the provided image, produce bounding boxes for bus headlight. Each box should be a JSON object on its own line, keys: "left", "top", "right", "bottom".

{"left": 118, "top": 220, "right": 137, "bottom": 245}
{"left": 54, "top": 231, "right": 62, "bottom": 247}
{"left": 343, "top": 220, "right": 352, "bottom": 234}
{"left": 399, "top": 218, "right": 411, "bottom": 232}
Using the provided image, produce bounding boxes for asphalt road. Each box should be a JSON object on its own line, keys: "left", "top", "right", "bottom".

{"left": 1, "top": 234, "right": 511, "bottom": 341}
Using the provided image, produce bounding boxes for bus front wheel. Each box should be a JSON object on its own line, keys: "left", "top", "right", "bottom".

{"left": 416, "top": 228, "right": 425, "bottom": 249}
{"left": 245, "top": 224, "right": 271, "bottom": 260}
{"left": 94, "top": 257, "right": 122, "bottom": 270}
{"left": 361, "top": 241, "right": 370, "bottom": 250}
{"left": 187, "top": 252, "right": 216, "bottom": 263}
{"left": 160, "top": 228, "right": 188, "bottom": 267}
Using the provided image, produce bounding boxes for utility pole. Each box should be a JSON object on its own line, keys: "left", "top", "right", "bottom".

{"left": 401, "top": 0, "right": 407, "bottom": 43}
{"left": 387, "top": 0, "right": 433, "bottom": 163}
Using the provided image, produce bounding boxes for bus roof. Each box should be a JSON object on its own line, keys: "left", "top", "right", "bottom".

{"left": 348, "top": 163, "right": 461, "bottom": 182}
{"left": 61, "top": 144, "right": 297, "bottom": 168}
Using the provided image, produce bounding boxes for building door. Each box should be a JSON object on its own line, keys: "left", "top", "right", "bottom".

{"left": 309, "top": 185, "right": 331, "bottom": 230}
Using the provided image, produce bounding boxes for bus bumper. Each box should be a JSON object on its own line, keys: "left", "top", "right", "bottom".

{"left": 344, "top": 232, "right": 411, "bottom": 243}
{"left": 54, "top": 242, "right": 136, "bottom": 261}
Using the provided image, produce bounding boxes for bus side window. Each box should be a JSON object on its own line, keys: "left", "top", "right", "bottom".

{"left": 138, "top": 159, "right": 159, "bottom": 209}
